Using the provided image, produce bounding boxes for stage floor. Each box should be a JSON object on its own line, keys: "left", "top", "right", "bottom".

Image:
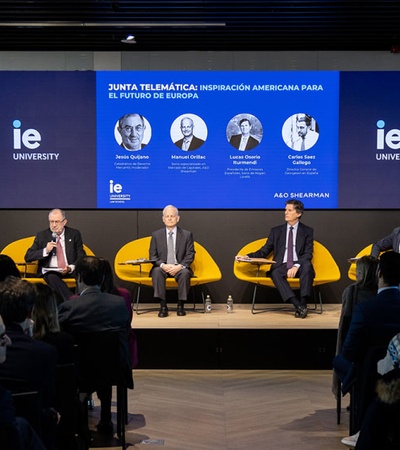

{"left": 132, "top": 303, "right": 341, "bottom": 330}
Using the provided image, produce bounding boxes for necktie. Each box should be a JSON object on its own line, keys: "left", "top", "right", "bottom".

{"left": 182, "top": 138, "right": 190, "bottom": 150}
{"left": 301, "top": 137, "right": 305, "bottom": 151}
{"left": 287, "top": 227, "right": 294, "bottom": 269}
{"left": 167, "top": 231, "right": 175, "bottom": 264}
{"left": 56, "top": 236, "right": 66, "bottom": 268}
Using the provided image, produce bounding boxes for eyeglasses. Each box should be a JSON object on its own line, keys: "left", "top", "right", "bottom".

{"left": 121, "top": 125, "right": 144, "bottom": 134}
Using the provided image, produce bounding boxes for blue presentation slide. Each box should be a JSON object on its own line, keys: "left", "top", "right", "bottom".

{"left": 96, "top": 71, "right": 339, "bottom": 209}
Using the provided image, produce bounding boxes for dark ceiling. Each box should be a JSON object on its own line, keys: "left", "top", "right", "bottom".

{"left": 0, "top": 1, "right": 399, "bottom": 53}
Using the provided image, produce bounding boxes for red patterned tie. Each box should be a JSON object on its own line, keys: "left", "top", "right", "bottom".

{"left": 287, "top": 226, "right": 294, "bottom": 269}
{"left": 56, "top": 237, "right": 66, "bottom": 268}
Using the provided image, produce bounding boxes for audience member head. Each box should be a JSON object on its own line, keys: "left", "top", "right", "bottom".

{"left": 0, "top": 254, "right": 21, "bottom": 281}
{"left": 377, "top": 251, "right": 400, "bottom": 287}
{"left": 0, "top": 314, "right": 12, "bottom": 364}
{"left": 31, "top": 284, "right": 61, "bottom": 340}
{"left": 99, "top": 257, "right": 117, "bottom": 294}
{"left": 75, "top": 256, "right": 103, "bottom": 289}
{"left": 0, "top": 276, "right": 36, "bottom": 328}
{"left": 355, "top": 255, "right": 379, "bottom": 290}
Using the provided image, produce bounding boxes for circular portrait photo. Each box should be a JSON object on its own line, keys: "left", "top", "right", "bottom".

{"left": 227, "top": 114, "right": 263, "bottom": 151}
{"left": 170, "top": 114, "right": 208, "bottom": 151}
{"left": 114, "top": 113, "right": 152, "bottom": 151}
{"left": 282, "top": 113, "right": 319, "bottom": 151}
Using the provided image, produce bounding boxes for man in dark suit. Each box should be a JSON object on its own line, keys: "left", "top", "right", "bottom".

{"left": 333, "top": 251, "right": 400, "bottom": 447}
{"left": 25, "top": 208, "right": 86, "bottom": 300}
{"left": 150, "top": 205, "right": 195, "bottom": 318}
{"left": 0, "top": 312, "right": 47, "bottom": 450}
{"left": 174, "top": 117, "right": 205, "bottom": 151}
{"left": 58, "top": 256, "right": 133, "bottom": 436}
{"left": 0, "top": 277, "right": 59, "bottom": 449}
{"left": 236, "top": 199, "right": 314, "bottom": 318}
{"left": 229, "top": 118, "right": 260, "bottom": 150}
{"left": 371, "top": 226, "right": 400, "bottom": 257}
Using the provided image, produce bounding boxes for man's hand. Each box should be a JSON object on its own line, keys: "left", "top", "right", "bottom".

{"left": 162, "top": 264, "right": 183, "bottom": 276}
{"left": 46, "top": 241, "right": 57, "bottom": 254}
{"left": 287, "top": 266, "right": 299, "bottom": 278}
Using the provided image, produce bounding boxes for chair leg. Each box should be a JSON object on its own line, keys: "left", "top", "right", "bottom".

{"left": 116, "top": 385, "right": 126, "bottom": 449}
{"left": 337, "top": 379, "right": 342, "bottom": 425}
{"left": 307, "top": 286, "right": 323, "bottom": 314}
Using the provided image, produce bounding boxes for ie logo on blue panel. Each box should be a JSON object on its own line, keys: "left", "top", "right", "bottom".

{"left": 13, "top": 120, "right": 41, "bottom": 150}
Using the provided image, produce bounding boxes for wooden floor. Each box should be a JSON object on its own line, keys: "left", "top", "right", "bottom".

{"left": 90, "top": 369, "right": 349, "bottom": 450}
{"left": 131, "top": 303, "right": 341, "bottom": 330}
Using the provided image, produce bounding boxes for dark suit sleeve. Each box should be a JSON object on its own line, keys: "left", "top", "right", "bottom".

{"left": 371, "top": 228, "right": 400, "bottom": 257}
{"left": 149, "top": 231, "right": 165, "bottom": 267}
{"left": 177, "top": 230, "right": 195, "bottom": 268}
{"left": 297, "top": 224, "right": 314, "bottom": 266}
{"left": 246, "top": 229, "right": 275, "bottom": 259}
{"left": 67, "top": 228, "right": 86, "bottom": 265}
{"left": 341, "top": 302, "right": 368, "bottom": 363}
{"left": 25, "top": 230, "right": 50, "bottom": 262}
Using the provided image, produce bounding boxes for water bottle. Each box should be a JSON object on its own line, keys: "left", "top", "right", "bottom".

{"left": 227, "top": 295, "right": 233, "bottom": 313}
{"left": 205, "top": 295, "right": 212, "bottom": 313}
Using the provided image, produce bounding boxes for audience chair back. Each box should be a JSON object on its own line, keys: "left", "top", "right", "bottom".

{"left": 73, "top": 330, "right": 128, "bottom": 449}
{"left": 114, "top": 236, "right": 222, "bottom": 314}
{"left": 0, "top": 236, "right": 94, "bottom": 287}
{"left": 234, "top": 238, "right": 340, "bottom": 314}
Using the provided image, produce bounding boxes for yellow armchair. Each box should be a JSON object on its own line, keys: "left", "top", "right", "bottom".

{"left": 1, "top": 236, "right": 94, "bottom": 288}
{"left": 114, "top": 236, "right": 222, "bottom": 314}
{"left": 234, "top": 238, "right": 340, "bottom": 314}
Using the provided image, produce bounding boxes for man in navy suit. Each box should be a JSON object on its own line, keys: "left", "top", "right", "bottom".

{"left": 150, "top": 205, "right": 195, "bottom": 317}
{"left": 236, "top": 199, "right": 314, "bottom": 318}
{"left": 58, "top": 256, "right": 133, "bottom": 436}
{"left": 25, "top": 208, "right": 86, "bottom": 300}
{"left": 371, "top": 226, "right": 400, "bottom": 257}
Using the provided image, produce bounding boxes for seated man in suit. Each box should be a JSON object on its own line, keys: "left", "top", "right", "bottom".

{"left": 25, "top": 208, "right": 86, "bottom": 300}
{"left": 0, "top": 277, "right": 59, "bottom": 449}
{"left": 333, "top": 251, "right": 400, "bottom": 447}
{"left": 58, "top": 256, "right": 133, "bottom": 436}
{"left": 150, "top": 205, "right": 195, "bottom": 318}
{"left": 236, "top": 199, "right": 314, "bottom": 318}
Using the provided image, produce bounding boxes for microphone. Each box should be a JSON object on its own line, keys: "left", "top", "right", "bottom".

{"left": 51, "top": 232, "right": 57, "bottom": 257}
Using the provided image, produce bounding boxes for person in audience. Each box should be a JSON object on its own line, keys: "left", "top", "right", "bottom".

{"left": 31, "top": 284, "right": 74, "bottom": 365}
{"left": 333, "top": 251, "right": 400, "bottom": 448}
{"left": 0, "top": 277, "right": 59, "bottom": 450}
{"left": 0, "top": 313, "right": 47, "bottom": 450}
{"left": 58, "top": 256, "right": 133, "bottom": 436}
{"left": 336, "top": 256, "right": 379, "bottom": 355}
{"left": 236, "top": 199, "right": 314, "bottom": 318}
{"left": 354, "top": 332, "right": 400, "bottom": 449}
{"left": 0, "top": 254, "right": 21, "bottom": 281}
{"left": 371, "top": 226, "right": 400, "bottom": 257}
{"left": 24, "top": 208, "right": 86, "bottom": 300}
{"left": 333, "top": 256, "right": 379, "bottom": 399}
{"left": 99, "top": 257, "right": 138, "bottom": 368}
{"left": 150, "top": 204, "right": 195, "bottom": 318}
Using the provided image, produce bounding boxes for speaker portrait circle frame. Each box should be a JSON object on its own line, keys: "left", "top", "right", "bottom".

{"left": 170, "top": 113, "right": 208, "bottom": 151}
{"left": 226, "top": 113, "right": 263, "bottom": 151}
{"left": 282, "top": 113, "right": 319, "bottom": 151}
{"left": 114, "top": 113, "right": 152, "bottom": 151}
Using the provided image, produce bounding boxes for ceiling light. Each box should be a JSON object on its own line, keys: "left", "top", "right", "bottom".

{"left": 121, "top": 35, "right": 136, "bottom": 44}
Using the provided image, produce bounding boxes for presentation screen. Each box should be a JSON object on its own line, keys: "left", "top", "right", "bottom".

{"left": 0, "top": 70, "right": 399, "bottom": 209}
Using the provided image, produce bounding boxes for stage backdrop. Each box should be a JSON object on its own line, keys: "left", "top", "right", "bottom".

{"left": 0, "top": 70, "right": 399, "bottom": 209}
